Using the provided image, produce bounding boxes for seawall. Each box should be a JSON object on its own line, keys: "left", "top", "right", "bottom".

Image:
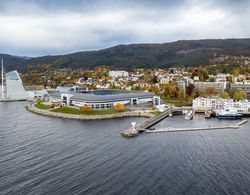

{"left": 26, "top": 103, "right": 153, "bottom": 120}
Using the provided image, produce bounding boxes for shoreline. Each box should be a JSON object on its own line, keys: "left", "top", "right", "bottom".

{"left": 26, "top": 103, "right": 154, "bottom": 120}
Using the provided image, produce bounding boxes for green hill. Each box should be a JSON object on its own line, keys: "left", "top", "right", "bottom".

{"left": 4, "top": 38, "right": 250, "bottom": 72}
{"left": 0, "top": 54, "right": 28, "bottom": 70}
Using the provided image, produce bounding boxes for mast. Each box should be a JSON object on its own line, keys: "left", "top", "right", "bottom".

{"left": 1, "top": 58, "right": 6, "bottom": 100}
{"left": 1, "top": 58, "right": 3, "bottom": 99}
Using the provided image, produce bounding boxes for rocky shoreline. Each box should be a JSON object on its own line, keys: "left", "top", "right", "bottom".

{"left": 26, "top": 103, "right": 153, "bottom": 120}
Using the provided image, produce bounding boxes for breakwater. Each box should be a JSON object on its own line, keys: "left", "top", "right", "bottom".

{"left": 26, "top": 103, "right": 153, "bottom": 120}
{"left": 121, "top": 107, "right": 248, "bottom": 137}
{"left": 145, "top": 119, "right": 248, "bottom": 133}
{"left": 121, "top": 109, "right": 170, "bottom": 137}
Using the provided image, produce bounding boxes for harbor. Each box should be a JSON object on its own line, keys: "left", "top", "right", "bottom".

{"left": 145, "top": 119, "right": 248, "bottom": 133}
{"left": 121, "top": 108, "right": 248, "bottom": 137}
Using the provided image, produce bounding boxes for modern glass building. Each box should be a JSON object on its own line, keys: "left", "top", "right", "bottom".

{"left": 1, "top": 70, "right": 27, "bottom": 101}
{"left": 50, "top": 87, "right": 161, "bottom": 110}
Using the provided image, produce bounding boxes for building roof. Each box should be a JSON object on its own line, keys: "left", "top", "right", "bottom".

{"left": 70, "top": 91, "right": 155, "bottom": 103}
{"left": 50, "top": 89, "right": 156, "bottom": 103}
{"left": 6, "top": 70, "right": 22, "bottom": 81}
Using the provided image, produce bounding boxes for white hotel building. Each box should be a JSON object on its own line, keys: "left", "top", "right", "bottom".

{"left": 193, "top": 97, "right": 250, "bottom": 112}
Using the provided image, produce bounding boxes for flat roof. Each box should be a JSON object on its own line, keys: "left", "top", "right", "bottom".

{"left": 51, "top": 90, "right": 156, "bottom": 103}
{"left": 71, "top": 91, "right": 155, "bottom": 103}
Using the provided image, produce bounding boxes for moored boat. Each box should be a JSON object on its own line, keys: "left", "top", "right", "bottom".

{"left": 216, "top": 108, "right": 243, "bottom": 119}
{"left": 184, "top": 110, "right": 195, "bottom": 120}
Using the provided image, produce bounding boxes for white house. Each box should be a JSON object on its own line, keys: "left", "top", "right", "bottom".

{"left": 193, "top": 97, "right": 250, "bottom": 112}
{"left": 109, "top": 71, "right": 129, "bottom": 78}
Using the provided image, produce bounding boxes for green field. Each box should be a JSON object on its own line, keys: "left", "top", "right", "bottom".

{"left": 35, "top": 103, "right": 51, "bottom": 110}
{"left": 150, "top": 111, "right": 162, "bottom": 116}
{"left": 52, "top": 106, "right": 125, "bottom": 115}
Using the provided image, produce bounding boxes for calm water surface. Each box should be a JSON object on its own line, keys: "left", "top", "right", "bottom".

{"left": 1, "top": 102, "right": 250, "bottom": 194}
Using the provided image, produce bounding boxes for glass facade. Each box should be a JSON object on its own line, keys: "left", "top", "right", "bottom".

{"left": 5, "top": 71, "right": 27, "bottom": 100}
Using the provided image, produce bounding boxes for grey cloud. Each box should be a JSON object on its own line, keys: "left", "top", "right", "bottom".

{"left": 0, "top": 0, "right": 249, "bottom": 56}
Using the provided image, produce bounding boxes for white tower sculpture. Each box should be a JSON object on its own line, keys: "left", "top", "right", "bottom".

{"left": 1, "top": 58, "right": 6, "bottom": 100}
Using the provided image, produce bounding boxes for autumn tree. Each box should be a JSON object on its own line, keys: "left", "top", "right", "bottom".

{"left": 80, "top": 106, "right": 93, "bottom": 112}
{"left": 231, "top": 67, "right": 240, "bottom": 77}
{"left": 230, "top": 89, "right": 247, "bottom": 101}
{"left": 186, "top": 84, "right": 195, "bottom": 96}
{"left": 202, "top": 87, "right": 217, "bottom": 97}
{"left": 220, "top": 92, "right": 230, "bottom": 99}
{"left": 115, "top": 103, "right": 125, "bottom": 111}
{"left": 191, "top": 68, "right": 209, "bottom": 81}
{"left": 227, "top": 76, "right": 233, "bottom": 83}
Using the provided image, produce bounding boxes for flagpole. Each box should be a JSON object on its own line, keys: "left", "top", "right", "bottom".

{"left": 1, "top": 58, "right": 4, "bottom": 100}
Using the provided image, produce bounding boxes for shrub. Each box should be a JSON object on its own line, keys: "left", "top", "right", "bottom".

{"left": 115, "top": 103, "right": 125, "bottom": 112}
{"left": 60, "top": 106, "right": 66, "bottom": 111}
{"left": 79, "top": 106, "right": 93, "bottom": 112}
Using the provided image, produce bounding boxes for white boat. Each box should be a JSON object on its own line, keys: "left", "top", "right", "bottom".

{"left": 156, "top": 104, "right": 169, "bottom": 112}
{"left": 216, "top": 108, "right": 243, "bottom": 119}
{"left": 184, "top": 110, "right": 195, "bottom": 120}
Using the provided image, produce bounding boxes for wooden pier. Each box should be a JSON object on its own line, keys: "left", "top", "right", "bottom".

{"left": 136, "top": 107, "right": 195, "bottom": 130}
{"left": 121, "top": 109, "right": 171, "bottom": 137}
{"left": 137, "top": 109, "right": 170, "bottom": 129}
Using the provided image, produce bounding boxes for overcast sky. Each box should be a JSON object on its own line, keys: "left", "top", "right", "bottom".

{"left": 0, "top": 0, "right": 249, "bottom": 56}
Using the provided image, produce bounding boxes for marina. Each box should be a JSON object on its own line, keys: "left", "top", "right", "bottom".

{"left": 121, "top": 107, "right": 248, "bottom": 137}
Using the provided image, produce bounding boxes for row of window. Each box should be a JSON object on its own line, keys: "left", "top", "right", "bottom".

{"left": 89, "top": 103, "right": 114, "bottom": 110}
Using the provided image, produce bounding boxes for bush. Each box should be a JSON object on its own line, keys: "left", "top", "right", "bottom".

{"left": 79, "top": 106, "right": 93, "bottom": 112}
{"left": 115, "top": 103, "right": 125, "bottom": 112}
{"left": 60, "top": 106, "right": 66, "bottom": 111}
{"left": 50, "top": 103, "right": 58, "bottom": 109}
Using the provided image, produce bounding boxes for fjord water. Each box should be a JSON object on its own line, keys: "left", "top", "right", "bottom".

{"left": 1, "top": 103, "right": 250, "bottom": 194}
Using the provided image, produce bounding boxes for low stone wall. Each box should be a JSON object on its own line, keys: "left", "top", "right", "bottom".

{"left": 26, "top": 103, "right": 153, "bottom": 120}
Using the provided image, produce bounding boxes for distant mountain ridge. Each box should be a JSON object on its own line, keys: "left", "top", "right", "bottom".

{"left": 0, "top": 54, "right": 28, "bottom": 70}
{"left": 3, "top": 38, "right": 250, "bottom": 72}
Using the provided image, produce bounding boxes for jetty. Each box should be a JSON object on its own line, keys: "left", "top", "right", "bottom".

{"left": 121, "top": 108, "right": 171, "bottom": 137}
{"left": 145, "top": 119, "right": 248, "bottom": 133}
{"left": 136, "top": 106, "right": 193, "bottom": 130}
{"left": 137, "top": 110, "right": 170, "bottom": 129}
{"left": 121, "top": 106, "right": 248, "bottom": 137}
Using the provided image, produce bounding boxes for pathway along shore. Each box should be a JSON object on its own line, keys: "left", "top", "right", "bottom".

{"left": 26, "top": 103, "right": 154, "bottom": 120}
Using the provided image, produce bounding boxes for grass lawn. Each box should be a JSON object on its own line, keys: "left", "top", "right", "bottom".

{"left": 150, "top": 111, "right": 162, "bottom": 116}
{"left": 52, "top": 106, "right": 125, "bottom": 115}
{"left": 35, "top": 103, "right": 51, "bottom": 110}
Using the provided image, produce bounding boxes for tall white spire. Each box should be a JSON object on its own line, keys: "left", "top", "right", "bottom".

{"left": 1, "top": 58, "right": 3, "bottom": 99}
{"left": 1, "top": 58, "right": 6, "bottom": 100}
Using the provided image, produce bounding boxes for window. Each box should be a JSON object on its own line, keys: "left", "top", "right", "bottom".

{"left": 106, "top": 104, "right": 112, "bottom": 109}
{"left": 132, "top": 99, "right": 137, "bottom": 105}
{"left": 62, "top": 96, "right": 67, "bottom": 104}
